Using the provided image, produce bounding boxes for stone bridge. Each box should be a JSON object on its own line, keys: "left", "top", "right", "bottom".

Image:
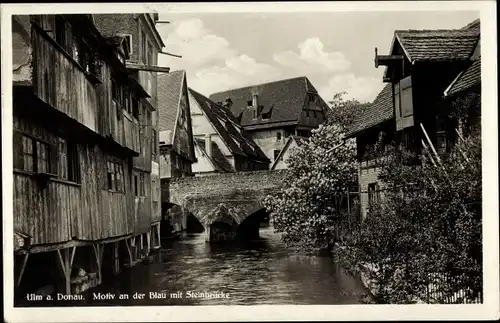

{"left": 161, "top": 170, "right": 286, "bottom": 242}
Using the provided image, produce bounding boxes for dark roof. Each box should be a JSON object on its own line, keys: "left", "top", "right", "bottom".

{"left": 209, "top": 76, "right": 325, "bottom": 128}
{"left": 157, "top": 70, "right": 185, "bottom": 145}
{"left": 189, "top": 88, "right": 270, "bottom": 163}
{"left": 194, "top": 138, "right": 234, "bottom": 172}
{"left": 345, "top": 84, "right": 394, "bottom": 138}
{"left": 446, "top": 55, "right": 481, "bottom": 96}
{"left": 446, "top": 21, "right": 481, "bottom": 96}
{"left": 462, "top": 19, "right": 480, "bottom": 31}
{"left": 105, "top": 35, "right": 130, "bottom": 59}
{"left": 395, "top": 29, "right": 479, "bottom": 62}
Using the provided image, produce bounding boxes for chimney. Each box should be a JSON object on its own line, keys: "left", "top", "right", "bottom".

{"left": 204, "top": 134, "right": 212, "bottom": 158}
{"left": 252, "top": 94, "right": 258, "bottom": 108}
{"left": 224, "top": 97, "right": 233, "bottom": 109}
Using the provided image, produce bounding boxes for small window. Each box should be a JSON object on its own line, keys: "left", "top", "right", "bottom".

{"left": 368, "top": 183, "right": 380, "bottom": 206}
{"left": 247, "top": 101, "right": 253, "bottom": 107}
{"left": 151, "top": 130, "right": 157, "bottom": 155}
{"left": 55, "top": 16, "right": 67, "bottom": 51}
{"left": 274, "top": 149, "right": 281, "bottom": 161}
{"left": 107, "top": 160, "right": 125, "bottom": 193}
{"left": 313, "top": 111, "right": 317, "bottom": 118}
{"left": 134, "top": 174, "right": 139, "bottom": 196}
{"left": 132, "top": 96, "right": 139, "bottom": 118}
{"left": 14, "top": 132, "right": 57, "bottom": 175}
{"left": 306, "top": 110, "right": 310, "bottom": 117}
{"left": 276, "top": 132, "right": 282, "bottom": 142}
{"left": 119, "top": 34, "right": 133, "bottom": 55}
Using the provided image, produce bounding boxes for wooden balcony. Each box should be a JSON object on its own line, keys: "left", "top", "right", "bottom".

{"left": 32, "top": 23, "right": 100, "bottom": 134}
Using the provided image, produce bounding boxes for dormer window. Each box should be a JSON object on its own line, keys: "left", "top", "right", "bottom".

{"left": 118, "top": 34, "right": 133, "bottom": 55}
{"left": 247, "top": 100, "right": 253, "bottom": 107}
{"left": 276, "top": 132, "right": 282, "bottom": 142}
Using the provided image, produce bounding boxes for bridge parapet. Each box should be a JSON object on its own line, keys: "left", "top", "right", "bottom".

{"left": 163, "top": 170, "right": 287, "bottom": 241}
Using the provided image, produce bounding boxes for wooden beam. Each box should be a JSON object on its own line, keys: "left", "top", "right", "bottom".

{"left": 125, "top": 62, "right": 170, "bottom": 73}
{"left": 160, "top": 51, "right": 182, "bottom": 58}
{"left": 16, "top": 253, "right": 30, "bottom": 287}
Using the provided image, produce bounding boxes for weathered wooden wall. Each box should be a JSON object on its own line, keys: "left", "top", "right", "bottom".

{"left": 31, "top": 16, "right": 140, "bottom": 154}
{"left": 13, "top": 114, "right": 150, "bottom": 246}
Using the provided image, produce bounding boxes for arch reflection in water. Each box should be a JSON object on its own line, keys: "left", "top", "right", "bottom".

{"left": 82, "top": 226, "right": 372, "bottom": 305}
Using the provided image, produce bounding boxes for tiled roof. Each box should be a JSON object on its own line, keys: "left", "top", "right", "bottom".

{"left": 157, "top": 70, "right": 185, "bottom": 145}
{"left": 194, "top": 138, "right": 234, "bottom": 172}
{"left": 395, "top": 29, "right": 479, "bottom": 62}
{"left": 446, "top": 22, "right": 481, "bottom": 96}
{"left": 209, "top": 76, "right": 324, "bottom": 128}
{"left": 189, "top": 88, "right": 269, "bottom": 163}
{"left": 446, "top": 57, "right": 481, "bottom": 96}
{"left": 345, "top": 84, "right": 394, "bottom": 138}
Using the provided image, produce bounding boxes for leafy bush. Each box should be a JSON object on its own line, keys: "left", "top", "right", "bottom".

{"left": 335, "top": 134, "right": 482, "bottom": 303}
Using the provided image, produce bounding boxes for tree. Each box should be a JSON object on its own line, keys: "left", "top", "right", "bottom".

{"left": 263, "top": 93, "right": 363, "bottom": 253}
{"left": 334, "top": 127, "right": 482, "bottom": 304}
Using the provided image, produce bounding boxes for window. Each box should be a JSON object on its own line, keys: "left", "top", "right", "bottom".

{"left": 274, "top": 149, "right": 281, "bottom": 161}
{"left": 313, "top": 111, "right": 317, "bottom": 118}
{"left": 436, "top": 131, "right": 448, "bottom": 155}
{"left": 133, "top": 172, "right": 145, "bottom": 197}
{"left": 107, "top": 160, "right": 125, "bottom": 192}
{"left": 55, "top": 16, "right": 67, "bottom": 51}
{"left": 247, "top": 100, "right": 253, "bottom": 107}
{"left": 276, "top": 132, "right": 282, "bottom": 142}
{"left": 141, "top": 31, "right": 147, "bottom": 64}
{"left": 308, "top": 94, "right": 316, "bottom": 104}
{"left": 306, "top": 110, "right": 310, "bottom": 117}
{"left": 58, "top": 138, "right": 80, "bottom": 183}
{"left": 297, "top": 130, "right": 310, "bottom": 138}
{"left": 132, "top": 96, "right": 139, "bottom": 118}
{"left": 368, "top": 183, "right": 380, "bottom": 206}
{"left": 118, "top": 34, "right": 133, "bottom": 55}
{"left": 152, "top": 130, "right": 157, "bottom": 155}
{"left": 13, "top": 132, "right": 57, "bottom": 175}
{"left": 148, "top": 42, "right": 154, "bottom": 65}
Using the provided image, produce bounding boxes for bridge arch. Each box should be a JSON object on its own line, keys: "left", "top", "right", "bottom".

{"left": 164, "top": 170, "right": 286, "bottom": 242}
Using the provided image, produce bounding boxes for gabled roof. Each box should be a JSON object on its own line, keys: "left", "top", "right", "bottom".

{"left": 189, "top": 88, "right": 270, "bottom": 163}
{"left": 157, "top": 70, "right": 185, "bottom": 145}
{"left": 271, "top": 136, "right": 308, "bottom": 170}
{"left": 209, "top": 76, "right": 326, "bottom": 129}
{"left": 345, "top": 84, "right": 394, "bottom": 138}
{"left": 194, "top": 138, "right": 234, "bottom": 173}
{"left": 393, "top": 29, "right": 479, "bottom": 63}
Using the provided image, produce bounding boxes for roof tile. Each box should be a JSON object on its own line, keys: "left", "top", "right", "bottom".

{"left": 209, "top": 76, "right": 324, "bottom": 128}
{"left": 345, "top": 84, "right": 394, "bottom": 138}
{"left": 395, "top": 29, "right": 479, "bottom": 62}
{"left": 157, "top": 70, "right": 185, "bottom": 144}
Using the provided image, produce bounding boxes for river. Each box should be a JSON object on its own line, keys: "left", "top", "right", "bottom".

{"left": 81, "top": 225, "right": 372, "bottom": 305}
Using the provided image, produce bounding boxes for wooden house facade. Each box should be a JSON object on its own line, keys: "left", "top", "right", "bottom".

{"left": 12, "top": 14, "right": 164, "bottom": 299}
{"left": 346, "top": 19, "right": 481, "bottom": 218}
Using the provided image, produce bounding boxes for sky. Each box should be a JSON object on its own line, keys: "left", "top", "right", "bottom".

{"left": 156, "top": 11, "right": 479, "bottom": 103}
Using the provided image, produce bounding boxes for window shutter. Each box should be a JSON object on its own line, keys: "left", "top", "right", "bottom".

{"left": 13, "top": 131, "right": 24, "bottom": 169}
{"left": 49, "top": 143, "right": 58, "bottom": 175}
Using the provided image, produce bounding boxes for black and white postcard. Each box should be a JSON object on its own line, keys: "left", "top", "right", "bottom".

{"left": 1, "top": 1, "right": 498, "bottom": 322}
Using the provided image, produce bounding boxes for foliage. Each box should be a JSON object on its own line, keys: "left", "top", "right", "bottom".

{"left": 263, "top": 93, "right": 361, "bottom": 253}
{"left": 327, "top": 92, "right": 370, "bottom": 133}
{"left": 334, "top": 132, "right": 482, "bottom": 304}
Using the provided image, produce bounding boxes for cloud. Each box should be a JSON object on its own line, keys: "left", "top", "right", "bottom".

{"left": 161, "top": 18, "right": 237, "bottom": 69}
{"left": 159, "top": 18, "right": 283, "bottom": 96}
{"left": 188, "top": 55, "right": 282, "bottom": 96}
{"left": 273, "top": 37, "right": 351, "bottom": 73}
{"left": 318, "top": 74, "right": 385, "bottom": 103}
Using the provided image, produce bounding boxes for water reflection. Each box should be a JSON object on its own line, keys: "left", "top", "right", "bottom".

{"left": 75, "top": 227, "right": 371, "bottom": 306}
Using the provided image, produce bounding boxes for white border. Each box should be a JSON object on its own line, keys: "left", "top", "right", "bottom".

{"left": 2, "top": 2, "right": 498, "bottom": 322}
